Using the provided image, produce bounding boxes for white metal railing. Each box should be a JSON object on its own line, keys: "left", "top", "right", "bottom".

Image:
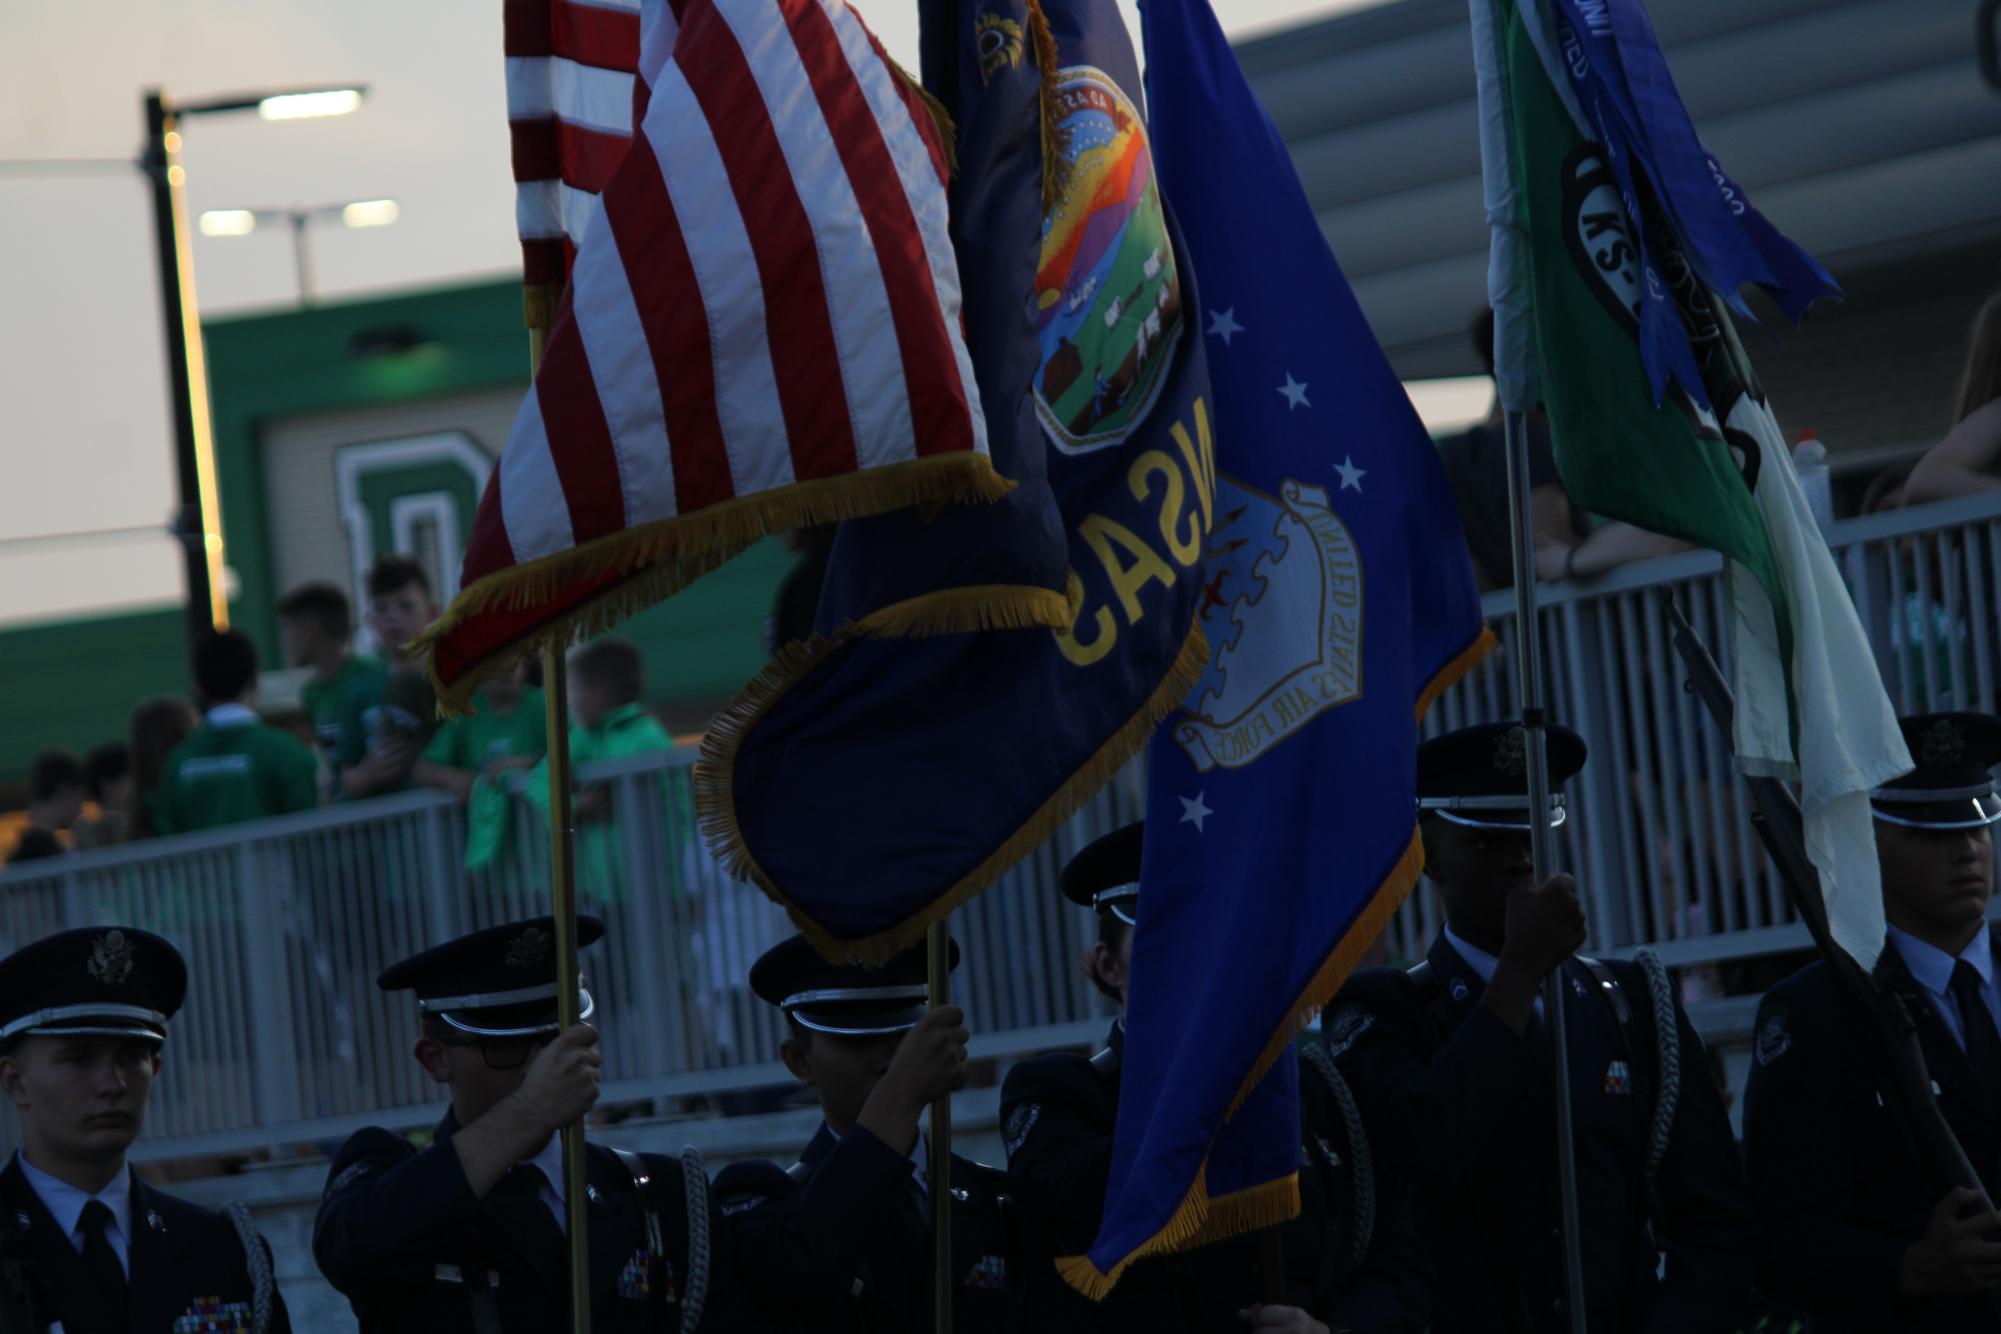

{"left": 1, "top": 490, "right": 1996, "bottom": 1159}
{"left": 0, "top": 761, "right": 1141, "bottom": 1160}
{"left": 1385, "top": 489, "right": 2001, "bottom": 965}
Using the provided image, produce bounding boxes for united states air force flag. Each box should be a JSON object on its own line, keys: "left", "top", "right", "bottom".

{"left": 700, "top": 0, "right": 1212, "bottom": 963}
{"left": 1060, "top": 0, "right": 1492, "bottom": 1294}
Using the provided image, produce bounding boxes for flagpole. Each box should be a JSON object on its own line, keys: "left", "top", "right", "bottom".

{"left": 528, "top": 314, "right": 593, "bottom": 1334}
{"left": 1501, "top": 409, "right": 1589, "bottom": 1334}
{"left": 928, "top": 917, "right": 953, "bottom": 1334}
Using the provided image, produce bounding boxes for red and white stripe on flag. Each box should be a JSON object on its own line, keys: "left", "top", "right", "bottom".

{"left": 422, "top": 0, "right": 1002, "bottom": 708}
{"left": 504, "top": 0, "right": 643, "bottom": 289}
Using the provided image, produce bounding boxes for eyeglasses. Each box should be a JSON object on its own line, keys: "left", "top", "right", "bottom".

{"left": 436, "top": 1031, "right": 555, "bottom": 1071}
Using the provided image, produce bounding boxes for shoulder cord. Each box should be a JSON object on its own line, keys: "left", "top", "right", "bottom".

{"left": 1634, "top": 948, "right": 1681, "bottom": 1188}
{"left": 679, "top": 1147, "right": 710, "bottom": 1334}
{"left": 221, "top": 1202, "right": 275, "bottom": 1334}
{"left": 1300, "top": 1041, "right": 1375, "bottom": 1272}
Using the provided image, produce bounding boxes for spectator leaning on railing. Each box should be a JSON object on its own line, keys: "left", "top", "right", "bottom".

{"left": 1908, "top": 290, "right": 2001, "bottom": 505}
{"left": 277, "top": 580, "right": 378, "bottom": 772}
{"left": 1437, "top": 308, "right": 1688, "bottom": 589}
{"left": 413, "top": 655, "right": 546, "bottom": 803}
{"left": 336, "top": 555, "right": 439, "bottom": 801}
{"left": 518, "top": 638, "right": 671, "bottom": 904}
{"left": 153, "top": 630, "right": 319, "bottom": 835}
{"left": 6, "top": 750, "right": 87, "bottom": 865}
{"left": 71, "top": 742, "right": 132, "bottom": 850}
{"left": 124, "top": 696, "right": 196, "bottom": 842}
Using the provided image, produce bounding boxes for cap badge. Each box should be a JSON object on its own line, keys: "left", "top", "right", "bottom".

{"left": 1492, "top": 727, "right": 1528, "bottom": 777}
{"left": 1919, "top": 719, "right": 1966, "bottom": 768}
{"left": 88, "top": 931, "right": 137, "bottom": 987}
{"left": 506, "top": 927, "right": 553, "bottom": 970}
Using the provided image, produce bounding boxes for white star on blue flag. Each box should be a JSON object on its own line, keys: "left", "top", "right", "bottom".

{"left": 1178, "top": 791, "right": 1214, "bottom": 833}
{"left": 1278, "top": 374, "right": 1310, "bottom": 410}
{"left": 1207, "top": 308, "right": 1244, "bottom": 345}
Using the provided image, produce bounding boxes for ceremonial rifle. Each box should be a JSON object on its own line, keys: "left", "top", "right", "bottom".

{"left": 1662, "top": 593, "right": 1990, "bottom": 1207}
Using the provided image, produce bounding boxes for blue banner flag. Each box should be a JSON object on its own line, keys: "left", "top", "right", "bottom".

{"left": 1059, "top": 0, "right": 1492, "bottom": 1294}
{"left": 699, "top": 0, "right": 1213, "bottom": 962}
{"left": 1539, "top": 0, "right": 1839, "bottom": 406}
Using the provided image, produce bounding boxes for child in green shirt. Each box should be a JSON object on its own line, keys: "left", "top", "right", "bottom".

{"left": 277, "top": 581, "right": 378, "bottom": 771}
{"left": 417, "top": 657, "right": 548, "bottom": 802}
{"left": 155, "top": 630, "right": 319, "bottom": 834}
{"left": 336, "top": 555, "right": 439, "bottom": 800}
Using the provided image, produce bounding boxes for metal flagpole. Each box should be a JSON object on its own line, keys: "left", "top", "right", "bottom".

{"left": 528, "top": 315, "right": 593, "bottom": 1334}
{"left": 1500, "top": 410, "right": 1589, "bottom": 1334}
{"left": 928, "top": 918, "right": 953, "bottom": 1334}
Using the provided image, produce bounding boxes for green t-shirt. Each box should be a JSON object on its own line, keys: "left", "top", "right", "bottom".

{"left": 423, "top": 685, "right": 548, "bottom": 771}
{"left": 155, "top": 712, "right": 320, "bottom": 834}
{"left": 472, "top": 700, "right": 676, "bottom": 896}
{"left": 299, "top": 654, "right": 382, "bottom": 761}
{"left": 332, "top": 659, "right": 399, "bottom": 797}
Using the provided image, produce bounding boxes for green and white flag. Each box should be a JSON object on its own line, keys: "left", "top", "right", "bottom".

{"left": 1471, "top": 0, "right": 1912, "bottom": 969}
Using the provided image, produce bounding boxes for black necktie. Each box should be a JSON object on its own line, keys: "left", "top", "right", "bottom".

{"left": 78, "top": 1198, "right": 129, "bottom": 1329}
{"left": 1949, "top": 961, "right": 2001, "bottom": 1108}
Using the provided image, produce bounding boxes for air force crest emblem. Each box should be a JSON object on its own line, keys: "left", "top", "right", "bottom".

{"left": 1173, "top": 478, "right": 1363, "bottom": 772}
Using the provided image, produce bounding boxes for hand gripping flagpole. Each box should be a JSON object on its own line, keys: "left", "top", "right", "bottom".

{"left": 928, "top": 918, "right": 954, "bottom": 1333}
{"left": 1501, "top": 411, "right": 1589, "bottom": 1334}
{"left": 528, "top": 314, "right": 593, "bottom": 1334}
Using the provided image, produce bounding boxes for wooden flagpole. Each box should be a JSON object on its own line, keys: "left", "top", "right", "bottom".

{"left": 928, "top": 918, "right": 953, "bottom": 1333}
{"left": 528, "top": 315, "right": 593, "bottom": 1334}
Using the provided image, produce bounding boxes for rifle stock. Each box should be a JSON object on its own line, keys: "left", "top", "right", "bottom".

{"left": 1662, "top": 594, "right": 1989, "bottom": 1205}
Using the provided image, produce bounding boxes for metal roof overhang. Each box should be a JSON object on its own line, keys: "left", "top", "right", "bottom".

{"left": 1235, "top": 0, "right": 2001, "bottom": 379}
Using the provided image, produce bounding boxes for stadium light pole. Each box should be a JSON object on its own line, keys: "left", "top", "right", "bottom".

{"left": 142, "top": 84, "right": 366, "bottom": 648}
{"left": 199, "top": 199, "right": 399, "bottom": 305}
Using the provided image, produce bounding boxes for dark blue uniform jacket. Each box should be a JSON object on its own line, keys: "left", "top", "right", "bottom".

{"left": 314, "top": 1110, "right": 737, "bottom": 1332}
{"left": 0, "top": 1157, "right": 289, "bottom": 1333}
{"left": 1333, "top": 934, "right": 1753, "bottom": 1334}
{"left": 713, "top": 1120, "right": 1023, "bottom": 1334}
{"left": 1744, "top": 933, "right": 2001, "bottom": 1333}
{"left": 999, "top": 1020, "right": 1427, "bottom": 1333}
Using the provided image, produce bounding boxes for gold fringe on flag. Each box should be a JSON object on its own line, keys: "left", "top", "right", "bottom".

{"left": 412, "top": 452, "right": 1018, "bottom": 717}
{"left": 1024, "top": 0, "right": 1070, "bottom": 211}
{"left": 695, "top": 621, "right": 1210, "bottom": 966}
{"left": 884, "top": 56, "right": 958, "bottom": 177}
{"left": 1054, "top": 622, "right": 1496, "bottom": 1299}
{"left": 1055, "top": 1167, "right": 1304, "bottom": 1300}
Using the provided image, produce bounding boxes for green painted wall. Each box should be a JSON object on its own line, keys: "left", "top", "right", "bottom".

{"left": 0, "top": 609, "right": 191, "bottom": 784}
{"left": 0, "top": 280, "right": 794, "bottom": 785}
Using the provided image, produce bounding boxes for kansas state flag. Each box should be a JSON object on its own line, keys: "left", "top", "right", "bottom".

{"left": 1062, "top": 0, "right": 1492, "bottom": 1294}
{"left": 701, "top": 0, "right": 1213, "bottom": 962}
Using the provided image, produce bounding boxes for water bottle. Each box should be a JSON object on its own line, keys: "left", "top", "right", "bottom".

{"left": 1792, "top": 430, "right": 1834, "bottom": 532}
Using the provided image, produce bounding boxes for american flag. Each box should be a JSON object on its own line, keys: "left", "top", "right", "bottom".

{"left": 504, "top": 0, "right": 644, "bottom": 291}
{"left": 423, "top": 0, "right": 1000, "bottom": 706}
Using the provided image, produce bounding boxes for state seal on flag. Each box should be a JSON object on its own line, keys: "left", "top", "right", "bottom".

{"left": 1031, "top": 66, "right": 1184, "bottom": 455}
{"left": 1173, "top": 477, "right": 1363, "bottom": 773}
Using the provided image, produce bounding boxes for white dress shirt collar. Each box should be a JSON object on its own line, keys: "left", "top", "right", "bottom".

{"left": 1888, "top": 923, "right": 1994, "bottom": 996}
{"left": 204, "top": 702, "right": 259, "bottom": 728}
{"left": 16, "top": 1152, "right": 133, "bottom": 1272}
{"left": 1442, "top": 926, "right": 1544, "bottom": 1020}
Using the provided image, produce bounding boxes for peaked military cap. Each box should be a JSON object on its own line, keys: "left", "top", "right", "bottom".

{"left": 751, "top": 934, "right": 957, "bottom": 1037}
{"left": 1416, "top": 721, "right": 1587, "bottom": 831}
{"left": 378, "top": 915, "right": 604, "bottom": 1038}
{"left": 0, "top": 927, "right": 186, "bottom": 1046}
{"left": 1870, "top": 712, "right": 2001, "bottom": 830}
{"left": 1062, "top": 822, "right": 1143, "bottom": 925}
